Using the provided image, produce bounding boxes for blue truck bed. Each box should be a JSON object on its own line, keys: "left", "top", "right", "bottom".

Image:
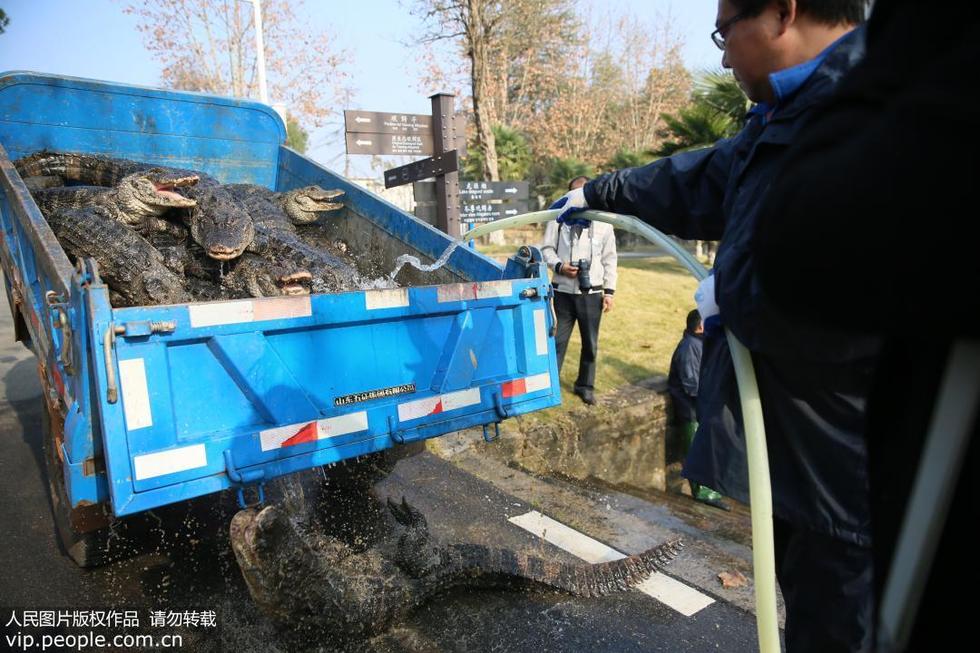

{"left": 0, "top": 72, "right": 559, "bottom": 523}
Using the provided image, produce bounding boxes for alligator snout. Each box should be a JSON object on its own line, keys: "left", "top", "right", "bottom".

{"left": 207, "top": 243, "right": 246, "bottom": 260}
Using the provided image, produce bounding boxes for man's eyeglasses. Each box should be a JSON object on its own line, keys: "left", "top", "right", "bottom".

{"left": 711, "top": 11, "right": 750, "bottom": 50}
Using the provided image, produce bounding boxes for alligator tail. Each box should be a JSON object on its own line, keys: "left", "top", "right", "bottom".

{"left": 14, "top": 151, "right": 136, "bottom": 186}
{"left": 430, "top": 539, "right": 683, "bottom": 598}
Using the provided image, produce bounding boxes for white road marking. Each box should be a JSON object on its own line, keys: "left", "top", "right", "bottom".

{"left": 509, "top": 510, "right": 714, "bottom": 616}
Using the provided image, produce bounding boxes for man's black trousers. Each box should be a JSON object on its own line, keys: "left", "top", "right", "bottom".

{"left": 553, "top": 290, "right": 603, "bottom": 391}
{"left": 773, "top": 516, "right": 874, "bottom": 653}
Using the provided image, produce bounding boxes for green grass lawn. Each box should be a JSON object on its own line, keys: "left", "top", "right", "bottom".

{"left": 557, "top": 256, "right": 698, "bottom": 394}
{"left": 472, "top": 232, "right": 702, "bottom": 422}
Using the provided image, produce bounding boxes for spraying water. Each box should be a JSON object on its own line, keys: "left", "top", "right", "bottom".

{"left": 388, "top": 240, "right": 460, "bottom": 280}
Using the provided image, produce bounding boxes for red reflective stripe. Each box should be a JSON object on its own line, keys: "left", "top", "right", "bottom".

{"left": 502, "top": 378, "right": 527, "bottom": 398}
{"left": 430, "top": 400, "right": 444, "bottom": 415}
{"left": 281, "top": 422, "right": 318, "bottom": 448}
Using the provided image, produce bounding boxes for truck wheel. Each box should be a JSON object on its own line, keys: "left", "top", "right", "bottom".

{"left": 41, "top": 399, "right": 113, "bottom": 568}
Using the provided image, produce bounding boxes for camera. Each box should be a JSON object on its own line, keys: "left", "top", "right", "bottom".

{"left": 576, "top": 258, "right": 592, "bottom": 292}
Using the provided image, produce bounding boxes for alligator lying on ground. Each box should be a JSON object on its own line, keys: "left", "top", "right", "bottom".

{"left": 46, "top": 206, "right": 189, "bottom": 307}
{"left": 230, "top": 496, "right": 683, "bottom": 641}
{"left": 16, "top": 151, "right": 255, "bottom": 260}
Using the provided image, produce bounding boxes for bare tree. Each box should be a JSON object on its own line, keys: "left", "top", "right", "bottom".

{"left": 524, "top": 6, "right": 690, "bottom": 165}
{"left": 411, "top": 0, "right": 580, "bottom": 182}
{"left": 124, "top": 0, "right": 349, "bottom": 130}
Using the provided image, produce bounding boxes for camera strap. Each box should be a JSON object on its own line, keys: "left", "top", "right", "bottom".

{"left": 556, "top": 222, "right": 596, "bottom": 267}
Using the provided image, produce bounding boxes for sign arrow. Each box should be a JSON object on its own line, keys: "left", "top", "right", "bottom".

{"left": 505, "top": 209, "right": 519, "bottom": 216}
{"left": 505, "top": 187, "right": 518, "bottom": 194}
{"left": 355, "top": 116, "right": 371, "bottom": 123}
{"left": 356, "top": 139, "right": 373, "bottom": 146}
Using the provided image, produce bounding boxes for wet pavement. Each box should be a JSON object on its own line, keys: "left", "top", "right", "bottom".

{"left": 1, "top": 284, "right": 776, "bottom": 652}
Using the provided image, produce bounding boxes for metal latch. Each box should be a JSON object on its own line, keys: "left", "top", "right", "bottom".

{"left": 45, "top": 291, "right": 74, "bottom": 375}
{"left": 223, "top": 450, "right": 266, "bottom": 509}
{"left": 103, "top": 321, "right": 177, "bottom": 403}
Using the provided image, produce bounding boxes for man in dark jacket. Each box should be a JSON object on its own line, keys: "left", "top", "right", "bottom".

{"left": 750, "top": 2, "right": 980, "bottom": 650}
{"left": 668, "top": 310, "right": 729, "bottom": 510}
{"left": 550, "top": 1, "right": 874, "bottom": 650}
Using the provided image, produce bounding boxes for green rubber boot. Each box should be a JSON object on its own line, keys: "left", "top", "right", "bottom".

{"left": 682, "top": 421, "right": 731, "bottom": 511}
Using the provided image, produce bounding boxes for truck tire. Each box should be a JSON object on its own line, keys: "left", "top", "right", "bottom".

{"left": 41, "top": 399, "right": 114, "bottom": 568}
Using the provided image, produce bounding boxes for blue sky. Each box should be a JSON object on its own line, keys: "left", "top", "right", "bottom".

{"left": 0, "top": 0, "right": 722, "bottom": 176}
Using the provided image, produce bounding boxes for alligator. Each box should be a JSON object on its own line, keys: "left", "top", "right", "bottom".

{"left": 30, "top": 169, "right": 198, "bottom": 240}
{"left": 16, "top": 151, "right": 254, "bottom": 261}
{"left": 224, "top": 183, "right": 344, "bottom": 228}
{"left": 221, "top": 183, "right": 363, "bottom": 293}
{"left": 247, "top": 222, "right": 364, "bottom": 294}
{"left": 230, "top": 496, "right": 683, "bottom": 641}
{"left": 45, "top": 206, "right": 190, "bottom": 307}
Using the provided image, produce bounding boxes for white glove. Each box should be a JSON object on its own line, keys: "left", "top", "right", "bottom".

{"left": 694, "top": 273, "right": 720, "bottom": 326}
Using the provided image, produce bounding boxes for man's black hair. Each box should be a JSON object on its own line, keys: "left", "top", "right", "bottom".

{"left": 727, "top": 0, "right": 868, "bottom": 25}
{"left": 686, "top": 309, "right": 702, "bottom": 333}
{"left": 568, "top": 176, "right": 590, "bottom": 191}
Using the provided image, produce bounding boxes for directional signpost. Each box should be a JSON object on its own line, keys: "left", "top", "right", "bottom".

{"left": 344, "top": 95, "right": 465, "bottom": 235}
{"left": 414, "top": 179, "right": 531, "bottom": 226}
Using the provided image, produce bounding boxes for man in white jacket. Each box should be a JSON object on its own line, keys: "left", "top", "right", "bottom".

{"left": 540, "top": 176, "right": 618, "bottom": 405}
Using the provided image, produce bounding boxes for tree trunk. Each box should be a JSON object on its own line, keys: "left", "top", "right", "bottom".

{"left": 468, "top": 0, "right": 499, "bottom": 182}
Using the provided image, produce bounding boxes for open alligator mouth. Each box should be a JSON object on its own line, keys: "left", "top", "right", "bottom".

{"left": 153, "top": 175, "right": 199, "bottom": 206}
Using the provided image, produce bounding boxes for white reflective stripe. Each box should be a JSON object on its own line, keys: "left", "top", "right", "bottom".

{"left": 259, "top": 412, "right": 370, "bottom": 452}
{"left": 509, "top": 510, "right": 714, "bottom": 617}
{"left": 398, "top": 396, "right": 441, "bottom": 421}
{"left": 319, "top": 411, "right": 369, "bottom": 438}
{"left": 188, "top": 297, "right": 311, "bottom": 327}
{"left": 251, "top": 296, "right": 312, "bottom": 321}
{"left": 133, "top": 444, "right": 207, "bottom": 481}
{"left": 188, "top": 300, "right": 253, "bottom": 327}
{"left": 524, "top": 373, "right": 551, "bottom": 393}
{"left": 437, "top": 283, "right": 477, "bottom": 303}
{"left": 476, "top": 280, "right": 512, "bottom": 299}
{"left": 440, "top": 387, "right": 481, "bottom": 411}
{"left": 398, "top": 387, "right": 482, "bottom": 421}
{"left": 534, "top": 309, "right": 548, "bottom": 356}
{"left": 118, "top": 358, "right": 153, "bottom": 431}
{"left": 365, "top": 288, "right": 410, "bottom": 310}
{"left": 259, "top": 421, "right": 317, "bottom": 452}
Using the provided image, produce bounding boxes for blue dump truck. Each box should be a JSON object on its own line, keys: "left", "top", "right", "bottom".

{"left": 0, "top": 72, "right": 560, "bottom": 565}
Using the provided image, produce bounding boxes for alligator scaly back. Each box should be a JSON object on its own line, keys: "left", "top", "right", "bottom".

{"left": 46, "top": 206, "right": 190, "bottom": 307}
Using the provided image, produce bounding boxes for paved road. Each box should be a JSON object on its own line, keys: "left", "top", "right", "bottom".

{"left": 0, "top": 284, "right": 773, "bottom": 652}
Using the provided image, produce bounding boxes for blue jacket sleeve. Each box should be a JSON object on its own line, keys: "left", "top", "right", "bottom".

{"left": 583, "top": 140, "right": 735, "bottom": 241}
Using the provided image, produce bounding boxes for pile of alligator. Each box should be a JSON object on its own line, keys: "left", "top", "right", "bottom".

{"left": 228, "top": 469, "right": 684, "bottom": 647}
{"left": 15, "top": 151, "right": 380, "bottom": 307}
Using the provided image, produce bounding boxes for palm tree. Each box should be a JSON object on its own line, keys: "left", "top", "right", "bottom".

{"left": 652, "top": 70, "right": 748, "bottom": 156}
{"left": 462, "top": 125, "right": 531, "bottom": 182}
{"left": 600, "top": 148, "right": 657, "bottom": 173}
{"left": 535, "top": 157, "right": 594, "bottom": 205}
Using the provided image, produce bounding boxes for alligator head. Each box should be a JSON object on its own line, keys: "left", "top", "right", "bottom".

{"left": 280, "top": 186, "right": 344, "bottom": 224}
{"left": 115, "top": 168, "right": 199, "bottom": 215}
{"left": 188, "top": 186, "right": 255, "bottom": 261}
